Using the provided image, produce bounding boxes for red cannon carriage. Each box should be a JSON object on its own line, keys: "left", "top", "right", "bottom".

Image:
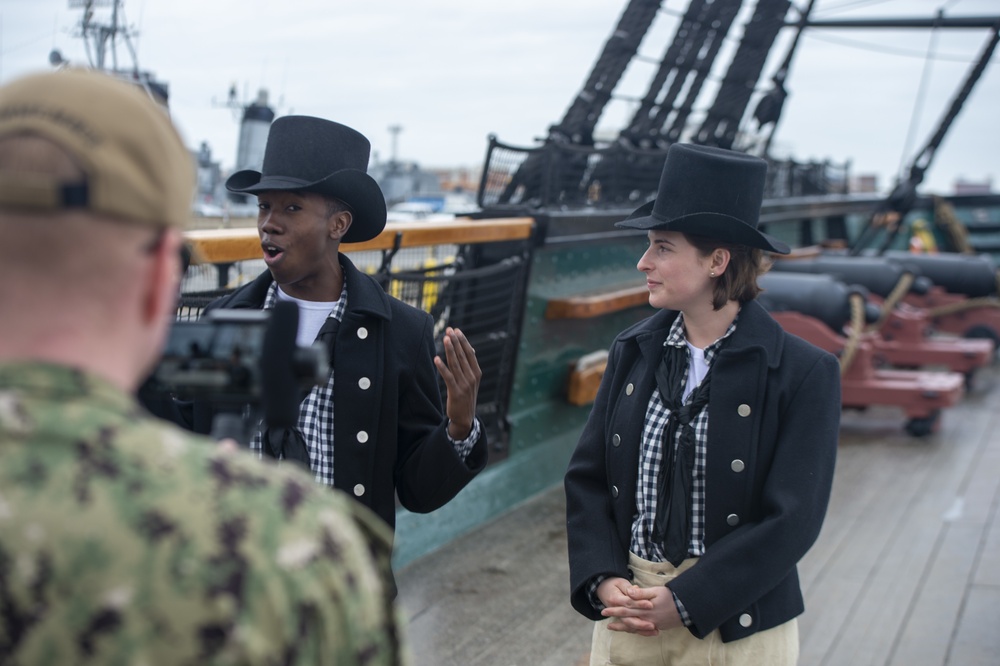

{"left": 770, "top": 254, "right": 994, "bottom": 386}
{"left": 880, "top": 251, "right": 1000, "bottom": 348}
{"left": 758, "top": 272, "right": 965, "bottom": 436}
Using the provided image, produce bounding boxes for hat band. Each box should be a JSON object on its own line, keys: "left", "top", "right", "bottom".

{"left": 652, "top": 208, "right": 756, "bottom": 229}
{"left": 0, "top": 176, "right": 88, "bottom": 210}
{"left": 254, "top": 175, "right": 313, "bottom": 189}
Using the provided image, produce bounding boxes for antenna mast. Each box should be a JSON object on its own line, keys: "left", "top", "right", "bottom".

{"left": 59, "top": 0, "right": 169, "bottom": 104}
{"left": 70, "top": 0, "right": 139, "bottom": 73}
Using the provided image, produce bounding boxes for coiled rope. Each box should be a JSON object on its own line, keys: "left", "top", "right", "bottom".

{"left": 927, "top": 296, "right": 1000, "bottom": 318}
{"left": 840, "top": 292, "right": 868, "bottom": 376}
{"left": 868, "top": 272, "right": 915, "bottom": 333}
{"left": 933, "top": 196, "right": 974, "bottom": 254}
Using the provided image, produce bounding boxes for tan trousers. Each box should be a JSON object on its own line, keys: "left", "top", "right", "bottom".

{"left": 590, "top": 553, "right": 799, "bottom": 666}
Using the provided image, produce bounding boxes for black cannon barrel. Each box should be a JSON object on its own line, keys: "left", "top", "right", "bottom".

{"left": 771, "top": 255, "right": 933, "bottom": 297}
{"left": 881, "top": 251, "right": 998, "bottom": 298}
{"left": 758, "top": 272, "right": 879, "bottom": 331}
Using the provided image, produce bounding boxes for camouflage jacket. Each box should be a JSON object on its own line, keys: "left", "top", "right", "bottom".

{"left": 0, "top": 362, "right": 409, "bottom": 665}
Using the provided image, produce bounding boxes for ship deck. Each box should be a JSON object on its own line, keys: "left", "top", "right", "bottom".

{"left": 396, "top": 363, "right": 1000, "bottom": 666}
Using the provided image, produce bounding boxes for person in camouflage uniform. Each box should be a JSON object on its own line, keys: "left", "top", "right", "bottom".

{"left": 0, "top": 68, "right": 409, "bottom": 665}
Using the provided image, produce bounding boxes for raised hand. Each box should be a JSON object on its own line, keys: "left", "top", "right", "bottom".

{"left": 434, "top": 327, "right": 482, "bottom": 440}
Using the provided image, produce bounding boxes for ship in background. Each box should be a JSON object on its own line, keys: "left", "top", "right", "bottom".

{"left": 49, "top": 0, "right": 470, "bottom": 222}
{"left": 475, "top": 0, "right": 999, "bottom": 254}
{"left": 198, "top": 85, "right": 279, "bottom": 218}
{"left": 368, "top": 124, "right": 481, "bottom": 221}
{"left": 46, "top": 0, "right": 281, "bottom": 221}
{"left": 48, "top": 0, "right": 170, "bottom": 105}
{"left": 42, "top": 1, "right": 997, "bottom": 233}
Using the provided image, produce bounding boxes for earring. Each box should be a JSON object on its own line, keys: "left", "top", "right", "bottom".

{"left": 710, "top": 271, "right": 716, "bottom": 277}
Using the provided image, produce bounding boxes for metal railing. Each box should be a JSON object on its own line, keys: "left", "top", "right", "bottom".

{"left": 383, "top": 254, "right": 529, "bottom": 456}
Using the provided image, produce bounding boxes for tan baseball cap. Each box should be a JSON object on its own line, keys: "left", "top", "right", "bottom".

{"left": 0, "top": 67, "right": 194, "bottom": 228}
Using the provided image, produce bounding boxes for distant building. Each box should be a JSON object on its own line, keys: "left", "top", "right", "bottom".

{"left": 953, "top": 178, "right": 993, "bottom": 195}
{"left": 851, "top": 174, "right": 879, "bottom": 194}
{"left": 428, "top": 166, "right": 482, "bottom": 195}
{"left": 369, "top": 160, "right": 442, "bottom": 206}
{"left": 192, "top": 142, "right": 226, "bottom": 216}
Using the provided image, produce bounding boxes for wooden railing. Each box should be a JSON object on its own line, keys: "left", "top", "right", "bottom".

{"left": 185, "top": 217, "right": 535, "bottom": 264}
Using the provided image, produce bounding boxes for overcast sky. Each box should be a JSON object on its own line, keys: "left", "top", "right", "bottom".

{"left": 1, "top": 0, "right": 997, "bottom": 195}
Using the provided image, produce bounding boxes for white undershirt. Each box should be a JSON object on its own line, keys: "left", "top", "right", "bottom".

{"left": 275, "top": 288, "right": 338, "bottom": 346}
{"left": 684, "top": 341, "right": 709, "bottom": 402}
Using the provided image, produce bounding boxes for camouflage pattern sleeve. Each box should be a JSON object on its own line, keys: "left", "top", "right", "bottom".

{"left": 0, "top": 362, "right": 410, "bottom": 665}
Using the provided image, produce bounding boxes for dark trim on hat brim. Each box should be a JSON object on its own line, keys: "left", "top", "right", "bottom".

{"left": 227, "top": 173, "right": 312, "bottom": 192}
{"left": 225, "top": 168, "right": 387, "bottom": 243}
{"left": 616, "top": 203, "right": 790, "bottom": 254}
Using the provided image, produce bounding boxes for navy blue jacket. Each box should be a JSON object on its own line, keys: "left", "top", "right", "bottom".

{"left": 192, "top": 254, "right": 488, "bottom": 532}
{"left": 565, "top": 300, "right": 840, "bottom": 642}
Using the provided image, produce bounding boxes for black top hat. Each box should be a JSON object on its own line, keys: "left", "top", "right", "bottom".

{"left": 226, "top": 116, "right": 387, "bottom": 243}
{"left": 616, "top": 143, "right": 790, "bottom": 254}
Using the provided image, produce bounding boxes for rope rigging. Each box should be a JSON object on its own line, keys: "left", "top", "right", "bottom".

{"left": 896, "top": 8, "right": 944, "bottom": 183}
{"left": 484, "top": 0, "right": 998, "bottom": 212}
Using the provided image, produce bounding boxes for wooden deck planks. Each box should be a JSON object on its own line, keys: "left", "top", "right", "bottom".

{"left": 946, "top": 402, "right": 1000, "bottom": 666}
{"left": 397, "top": 483, "right": 592, "bottom": 666}
{"left": 803, "top": 373, "right": 1000, "bottom": 666}
{"left": 797, "top": 435, "right": 944, "bottom": 665}
{"left": 395, "top": 365, "right": 1000, "bottom": 666}
{"left": 949, "top": 586, "right": 1000, "bottom": 665}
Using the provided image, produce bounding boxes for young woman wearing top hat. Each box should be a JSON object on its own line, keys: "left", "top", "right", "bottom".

{"left": 564, "top": 143, "right": 841, "bottom": 665}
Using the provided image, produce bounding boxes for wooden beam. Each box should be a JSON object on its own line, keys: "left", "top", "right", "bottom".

{"left": 545, "top": 283, "right": 650, "bottom": 319}
{"left": 348, "top": 217, "right": 535, "bottom": 251}
{"left": 566, "top": 350, "right": 609, "bottom": 406}
{"left": 185, "top": 217, "right": 535, "bottom": 264}
{"left": 185, "top": 227, "right": 262, "bottom": 264}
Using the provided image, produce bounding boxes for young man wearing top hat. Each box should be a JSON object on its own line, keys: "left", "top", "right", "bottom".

{"left": 564, "top": 143, "right": 841, "bottom": 664}
{"left": 179, "top": 115, "right": 487, "bottom": 538}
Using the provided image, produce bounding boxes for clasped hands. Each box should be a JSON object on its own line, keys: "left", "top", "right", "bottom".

{"left": 597, "top": 576, "right": 684, "bottom": 637}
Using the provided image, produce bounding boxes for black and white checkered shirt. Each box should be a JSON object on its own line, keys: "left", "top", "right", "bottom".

{"left": 249, "top": 277, "right": 479, "bottom": 487}
{"left": 630, "top": 312, "right": 736, "bottom": 563}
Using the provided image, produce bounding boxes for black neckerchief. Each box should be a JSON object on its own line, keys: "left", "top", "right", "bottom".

{"left": 652, "top": 339, "right": 713, "bottom": 566}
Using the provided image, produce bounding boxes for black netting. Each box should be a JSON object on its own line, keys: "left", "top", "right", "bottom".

{"left": 176, "top": 288, "right": 234, "bottom": 322}
{"left": 480, "top": 136, "right": 667, "bottom": 210}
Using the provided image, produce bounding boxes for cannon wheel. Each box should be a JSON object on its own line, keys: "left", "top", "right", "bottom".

{"left": 964, "top": 324, "right": 1000, "bottom": 349}
{"left": 904, "top": 410, "right": 941, "bottom": 438}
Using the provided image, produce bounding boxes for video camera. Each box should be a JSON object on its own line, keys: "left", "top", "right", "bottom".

{"left": 147, "top": 303, "right": 327, "bottom": 443}
{"left": 153, "top": 309, "right": 326, "bottom": 403}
